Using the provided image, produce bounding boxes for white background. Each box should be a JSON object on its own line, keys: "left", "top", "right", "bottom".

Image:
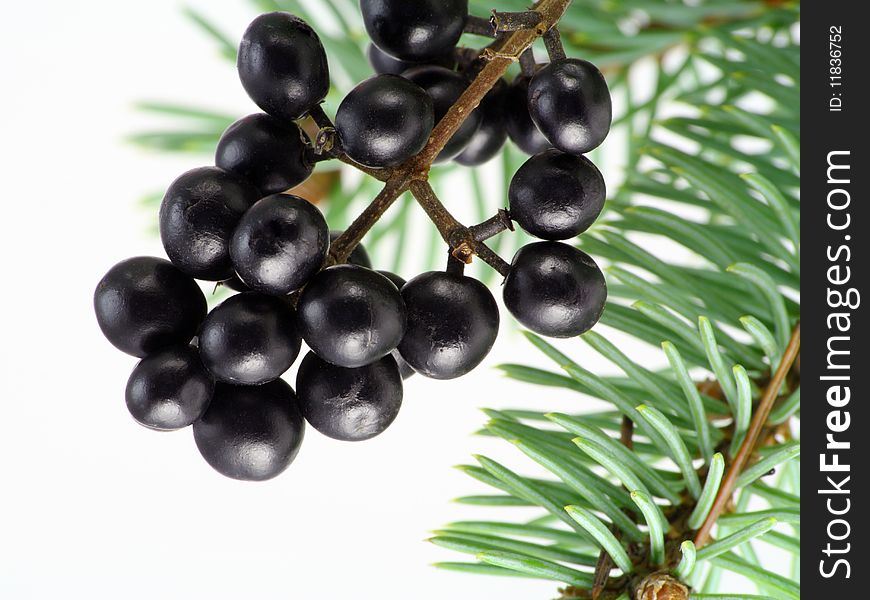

{"left": 0, "top": 2, "right": 733, "bottom": 599}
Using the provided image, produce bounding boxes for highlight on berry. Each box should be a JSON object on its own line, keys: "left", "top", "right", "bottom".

{"left": 94, "top": 0, "right": 611, "bottom": 481}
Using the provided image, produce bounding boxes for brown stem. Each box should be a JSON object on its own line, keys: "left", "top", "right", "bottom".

{"left": 470, "top": 209, "right": 514, "bottom": 241}
{"left": 491, "top": 10, "right": 543, "bottom": 32}
{"left": 544, "top": 26, "right": 566, "bottom": 60}
{"left": 519, "top": 48, "right": 538, "bottom": 76}
{"left": 693, "top": 322, "right": 802, "bottom": 547}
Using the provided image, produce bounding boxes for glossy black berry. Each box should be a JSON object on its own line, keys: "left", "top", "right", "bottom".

{"left": 296, "top": 352, "right": 403, "bottom": 441}
{"left": 125, "top": 345, "right": 214, "bottom": 431}
{"left": 298, "top": 265, "right": 406, "bottom": 368}
{"left": 398, "top": 272, "right": 499, "bottom": 379}
{"left": 366, "top": 43, "right": 455, "bottom": 75}
{"left": 504, "top": 75, "right": 551, "bottom": 155}
{"left": 158, "top": 167, "right": 259, "bottom": 280}
{"left": 231, "top": 194, "right": 329, "bottom": 295}
{"left": 238, "top": 12, "right": 329, "bottom": 121}
{"left": 455, "top": 78, "right": 508, "bottom": 166}
{"left": 509, "top": 149, "right": 606, "bottom": 240}
{"left": 528, "top": 58, "right": 612, "bottom": 155}
{"left": 361, "top": 0, "right": 467, "bottom": 62}
{"left": 94, "top": 257, "right": 207, "bottom": 357}
{"left": 335, "top": 74, "right": 434, "bottom": 168}
{"left": 503, "top": 242, "right": 607, "bottom": 338}
{"left": 193, "top": 379, "right": 305, "bottom": 481}
{"left": 215, "top": 113, "right": 313, "bottom": 195}
{"left": 377, "top": 270, "right": 406, "bottom": 290}
{"left": 198, "top": 292, "right": 301, "bottom": 385}
{"left": 403, "top": 66, "right": 481, "bottom": 162}
{"left": 330, "top": 231, "right": 372, "bottom": 268}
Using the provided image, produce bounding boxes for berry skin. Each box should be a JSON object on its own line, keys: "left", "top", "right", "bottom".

{"left": 215, "top": 113, "right": 313, "bottom": 195}
{"left": 367, "top": 43, "right": 418, "bottom": 75}
{"left": 398, "top": 272, "right": 499, "bottom": 379}
{"left": 238, "top": 12, "right": 329, "bottom": 121}
{"left": 503, "top": 242, "right": 607, "bottom": 338}
{"left": 504, "top": 75, "right": 552, "bottom": 156}
{"left": 366, "top": 43, "right": 454, "bottom": 75}
{"left": 159, "top": 167, "right": 260, "bottom": 280}
{"left": 198, "top": 292, "right": 302, "bottom": 385}
{"left": 403, "top": 66, "right": 482, "bottom": 162}
{"left": 331, "top": 231, "right": 373, "bottom": 268}
{"left": 377, "top": 270, "right": 406, "bottom": 290}
{"left": 296, "top": 352, "right": 403, "bottom": 441}
{"left": 528, "top": 58, "right": 612, "bottom": 155}
{"left": 125, "top": 345, "right": 214, "bottom": 431}
{"left": 335, "top": 74, "right": 434, "bottom": 168}
{"left": 193, "top": 379, "right": 305, "bottom": 481}
{"left": 509, "top": 149, "right": 606, "bottom": 240}
{"left": 361, "top": 0, "right": 467, "bottom": 62}
{"left": 297, "top": 265, "right": 406, "bottom": 368}
{"left": 230, "top": 194, "right": 329, "bottom": 295}
{"left": 454, "top": 78, "right": 508, "bottom": 167}
{"left": 94, "top": 257, "right": 207, "bottom": 357}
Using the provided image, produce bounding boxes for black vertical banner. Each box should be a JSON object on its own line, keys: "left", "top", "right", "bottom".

{"left": 803, "top": 1, "right": 868, "bottom": 595}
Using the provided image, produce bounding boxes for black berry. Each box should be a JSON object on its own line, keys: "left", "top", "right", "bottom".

{"left": 377, "top": 270, "right": 406, "bottom": 290}
{"left": 403, "top": 65, "right": 482, "bottom": 162}
{"left": 398, "top": 272, "right": 499, "bottom": 379}
{"left": 159, "top": 167, "right": 260, "bottom": 280}
{"left": 125, "top": 345, "right": 214, "bottom": 431}
{"left": 331, "top": 231, "right": 373, "bottom": 268}
{"left": 193, "top": 379, "right": 305, "bottom": 481}
{"left": 230, "top": 194, "right": 329, "bottom": 295}
{"left": 366, "top": 43, "right": 454, "bottom": 75}
{"left": 215, "top": 113, "right": 313, "bottom": 195}
{"left": 335, "top": 74, "right": 434, "bottom": 168}
{"left": 198, "top": 292, "right": 301, "bottom": 385}
{"left": 367, "top": 43, "right": 417, "bottom": 75}
{"left": 238, "top": 12, "right": 329, "bottom": 121}
{"left": 509, "top": 149, "right": 606, "bottom": 240}
{"left": 528, "top": 58, "right": 612, "bottom": 155}
{"left": 296, "top": 352, "right": 403, "bottom": 441}
{"left": 504, "top": 75, "right": 551, "bottom": 155}
{"left": 94, "top": 257, "right": 207, "bottom": 357}
{"left": 455, "top": 78, "right": 508, "bottom": 166}
{"left": 361, "top": 0, "right": 467, "bottom": 62}
{"left": 298, "top": 265, "right": 406, "bottom": 368}
{"left": 503, "top": 241, "right": 607, "bottom": 338}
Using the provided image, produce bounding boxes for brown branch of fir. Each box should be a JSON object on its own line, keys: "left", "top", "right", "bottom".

{"left": 693, "top": 322, "right": 801, "bottom": 547}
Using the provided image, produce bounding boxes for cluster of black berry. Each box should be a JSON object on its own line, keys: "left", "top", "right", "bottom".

{"left": 94, "top": 0, "right": 611, "bottom": 482}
